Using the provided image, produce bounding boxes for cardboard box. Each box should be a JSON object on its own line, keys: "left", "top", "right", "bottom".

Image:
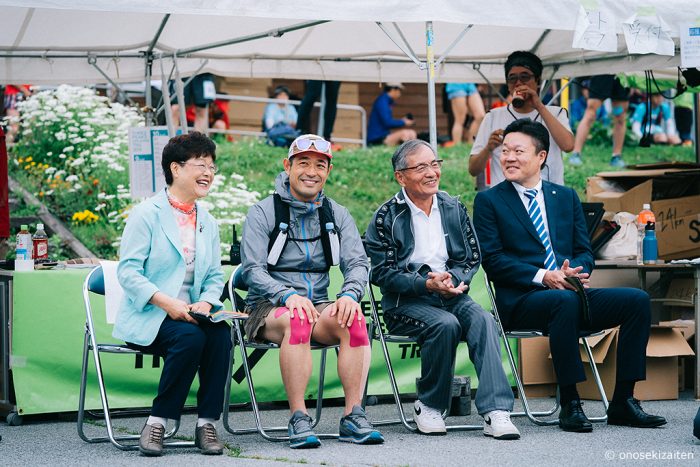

{"left": 577, "top": 326, "right": 695, "bottom": 401}
{"left": 652, "top": 195, "right": 700, "bottom": 260}
{"left": 517, "top": 336, "right": 557, "bottom": 398}
{"left": 660, "top": 320, "right": 696, "bottom": 391}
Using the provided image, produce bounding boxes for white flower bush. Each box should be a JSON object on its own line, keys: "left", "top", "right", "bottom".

{"left": 8, "top": 85, "right": 259, "bottom": 258}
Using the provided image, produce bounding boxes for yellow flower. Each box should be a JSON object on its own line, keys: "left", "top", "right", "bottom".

{"left": 73, "top": 209, "right": 100, "bottom": 225}
{"left": 25, "top": 156, "right": 33, "bottom": 162}
{"left": 18, "top": 158, "right": 24, "bottom": 163}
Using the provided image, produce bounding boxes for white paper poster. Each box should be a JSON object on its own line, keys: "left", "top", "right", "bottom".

{"left": 128, "top": 126, "right": 171, "bottom": 199}
{"left": 572, "top": 5, "right": 618, "bottom": 52}
{"left": 622, "top": 12, "right": 675, "bottom": 56}
{"left": 680, "top": 22, "right": 700, "bottom": 68}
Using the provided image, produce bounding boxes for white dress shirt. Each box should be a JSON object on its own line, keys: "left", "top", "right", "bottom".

{"left": 510, "top": 180, "right": 556, "bottom": 285}
{"left": 402, "top": 188, "right": 449, "bottom": 273}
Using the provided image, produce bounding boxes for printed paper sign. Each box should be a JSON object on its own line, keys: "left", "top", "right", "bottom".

{"left": 572, "top": 5, "right": 618, "bottom": 52}
{"left": 680, "top": 21, "right": 700, "bottom": 67}
{"left": 622, "top": 12, "right": 675, "bottom": 56}
{"left": 128, "top": 126, "right": 171, "bottom": 199}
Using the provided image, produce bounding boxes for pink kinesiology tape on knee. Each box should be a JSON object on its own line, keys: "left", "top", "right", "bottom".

{"left": 347, "top": 314, "right": 369, "bottom": 347}
{"left": 274, "top": 307, "right": 311, "bottom": 344}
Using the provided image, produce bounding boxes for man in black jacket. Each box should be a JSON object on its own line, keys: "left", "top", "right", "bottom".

{"left": 365, "top": 140, "right": 518, "bottom": 440}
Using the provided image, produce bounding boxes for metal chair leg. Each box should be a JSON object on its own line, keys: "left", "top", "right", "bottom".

{"left": 501, "top": 335, "right": 560, "bottom": 426}
{"left": 581, "top": 337, "right": 609, "bottom": 423}
{"left": 223, "top": 319, "right": 338, "bottom": 440}
{"left": 369, "top": 318, "right": 481, "bottom": 432}
{"left": 78, "top": 330, "right": 190, "bottom": 449}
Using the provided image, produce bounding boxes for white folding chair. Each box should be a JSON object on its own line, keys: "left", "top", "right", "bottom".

{"left": 222, "top": 264, "right": 339, "bottom": 441}
{"left": 482, "top": 272, "right": 609, "bottom": 426}
{"left": 77, "top": 264, "right": 193, "bottom": 450}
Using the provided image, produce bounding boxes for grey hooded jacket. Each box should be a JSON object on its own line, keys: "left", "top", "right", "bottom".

{"left": 241, "top": 172, "right": 368, "bottom": 306}
{"left": 364, "top": 190, "right": 481, "bottom": 311}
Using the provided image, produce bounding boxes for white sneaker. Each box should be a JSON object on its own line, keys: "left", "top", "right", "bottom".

{"left": 483, "top": 410, "right": 520, "bottom": 440}
{"left": 413, "top": 400, "right": 446, "bottom": 435}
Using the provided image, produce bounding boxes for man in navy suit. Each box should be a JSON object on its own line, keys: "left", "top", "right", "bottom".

{"left": 473, "top": 119, "right": 666, "bottom": 432}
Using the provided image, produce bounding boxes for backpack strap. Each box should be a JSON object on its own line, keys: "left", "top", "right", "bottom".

{"left": 318, "top": 197, "right": 340, "bottom": 267}
{"left": 267, "top": 193, "right": 291, "bottom": 266}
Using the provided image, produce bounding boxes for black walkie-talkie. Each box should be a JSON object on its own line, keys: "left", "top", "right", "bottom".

{"left": 230, "top": 225, "right": 241, "bottom": 265}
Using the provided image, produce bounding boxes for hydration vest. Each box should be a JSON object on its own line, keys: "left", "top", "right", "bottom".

{"left": 266, "top": 193, "right": 340, "bottom": 273}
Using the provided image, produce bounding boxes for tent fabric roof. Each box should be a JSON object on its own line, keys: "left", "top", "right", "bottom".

{"left": 0, "top": 1, "right": 694, "bottom": 85}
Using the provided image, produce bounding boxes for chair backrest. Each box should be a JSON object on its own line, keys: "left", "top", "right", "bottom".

{"left": 83, "top": 261, "right": 123, "bottom": 326}
{"left": 228, "top": 264, "right": 247, "bottom": 312}
{"left": 87, "top": 265, "right": 105, "bottom": 295}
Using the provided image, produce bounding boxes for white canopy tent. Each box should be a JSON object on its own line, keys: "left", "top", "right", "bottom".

{"left": 1, "top": 0, "right": 698, "bottom": 148}
{"left": 1, "top": 0, "right": 694, "bottom": 85}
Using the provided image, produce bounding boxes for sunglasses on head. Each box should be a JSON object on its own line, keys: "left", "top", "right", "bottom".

{"left": 292, "top": 137, "right": 332, "bottom": 154}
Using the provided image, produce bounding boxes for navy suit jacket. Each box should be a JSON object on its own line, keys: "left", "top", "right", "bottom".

{"left": 473, "top": 180, "right": 594, "bottom": 325}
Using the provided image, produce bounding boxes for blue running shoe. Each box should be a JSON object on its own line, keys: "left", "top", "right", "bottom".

{"left": 288, "top": 410, "right": 321, "bottom": 449}
{"left": 339, "top": 405, "right": 385, "bottom": 445}
{"left": 568, "top": 152, "right": 583, "bottom": 166}
{"left": 610, "top": 155, "right": 625, "bottom": 168}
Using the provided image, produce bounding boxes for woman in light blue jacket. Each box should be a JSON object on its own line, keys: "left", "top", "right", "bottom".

{"left": 113, "top": 132, "right": 229, "bottom": 457}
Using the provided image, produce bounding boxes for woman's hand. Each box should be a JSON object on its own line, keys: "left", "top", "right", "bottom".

{"left": 189, "top": 301, "right": 213, "bottom": 314}
{"left": 150, "top": 292, "right": 198, "bottom": 324}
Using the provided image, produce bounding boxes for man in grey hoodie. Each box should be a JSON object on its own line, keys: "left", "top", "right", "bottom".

{"left": 240, "top": 134, "right": 383, "bottom": 449}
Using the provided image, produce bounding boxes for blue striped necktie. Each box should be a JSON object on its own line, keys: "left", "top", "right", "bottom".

{"left": 524, "top": 189, "right": 557, "bottom": 271}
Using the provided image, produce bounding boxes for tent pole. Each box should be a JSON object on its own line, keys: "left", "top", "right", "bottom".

{"left": 172, "top": 57, "right": 188, "bottom": 134}
{"left": 87, "top": 55, "right": 137, "bottom": 107}
{"left": 317, "top": 81, "right": 326, "bottom": 137}
{"left": 475, "top": 66, "right": 507, "bottom": 101}
{"left": 145, "top": 53, "right": 153, "bottom": 127}
{"left": 159, "top": 56, "right": 176, "bottom": 137}
{"left": 174, "top": 20, "right": 327, "bottom": 56}
{"left": 376, "top": 22, "right": 422, "bottom": 67}
{"left": 425, "top": 21, "right": 437, "bottom": 152}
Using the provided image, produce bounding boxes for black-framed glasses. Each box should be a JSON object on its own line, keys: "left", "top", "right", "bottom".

{"left": 506, "top": 72, "right": 535, "bottom": 85}
{"left": 179, "top": 161, "right": 218, "bottom": 174}
{"left": 398, "top": 159, "right": 443, "bottom": 173}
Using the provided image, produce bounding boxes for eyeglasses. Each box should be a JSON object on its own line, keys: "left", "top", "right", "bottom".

{"left": 398, "top": 159, "right": 443, "bottom": 173}
{"left": 506, "top": 72, "right": 535, "bottom": 85}
{"left": 179, "top": 161, "right": 218, "bottom": 174}
{"left": 290, "top": 137, "right": 332, "bottom": 155}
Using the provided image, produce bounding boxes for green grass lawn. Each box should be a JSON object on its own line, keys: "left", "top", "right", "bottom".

{"left": 8, "top": 137, "right": 696, "bottom": 259}
{"left": 219, "top": 139, "right": 697, "bottom": 233}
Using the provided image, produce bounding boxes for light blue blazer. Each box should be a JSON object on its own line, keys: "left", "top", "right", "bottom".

{"left": 113, "top": 189, "right": 224, "bottom": 346}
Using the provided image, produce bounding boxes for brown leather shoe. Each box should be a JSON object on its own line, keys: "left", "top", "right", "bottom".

{"left": 195, "top": 423, "right": 224, "bottom": 455}
{"left": 139, "top": 423, "right": 164, "bottom": 456}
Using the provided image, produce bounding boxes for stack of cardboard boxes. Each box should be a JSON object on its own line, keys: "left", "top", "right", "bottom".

{"left": 518, "top": 326, "right": 694, "bottom": 401}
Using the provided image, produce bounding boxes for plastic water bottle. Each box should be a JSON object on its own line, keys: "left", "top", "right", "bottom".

{"left": 15, "top": 224, "right": 33, "bottom": 260}
{"left": 636, "top": 204, "right": 655, "bottom": 265}
{"left": 32, "top": 223, "right": 49, "bottom": 263}
{"left": 642, "top": 221, "right": 658, "bottom": 264}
